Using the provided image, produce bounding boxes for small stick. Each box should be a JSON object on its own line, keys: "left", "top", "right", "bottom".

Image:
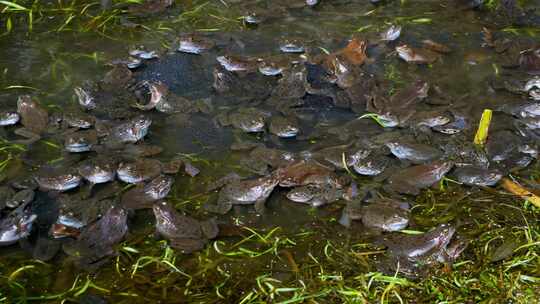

{"left": 500, "top": 178, "right": 540, "bottom": 208}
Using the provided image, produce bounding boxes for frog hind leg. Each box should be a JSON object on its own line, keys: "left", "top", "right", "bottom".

{"left": 200, "top": 218, "right": 219, "bottom": 239}
{"left": 203, "top": 195, "right": 232, "bottom": 215}
{"left": 170, "top": 238, "right": 206, "bottom": 254}
{"left": 338, "top": 209, "right": 352, "bottom": 228}
{"left": 13, "top": 128, "right": 40, "bottom": 145}
{"left": 254, "top": 198, "right": 267, "bottom": 214}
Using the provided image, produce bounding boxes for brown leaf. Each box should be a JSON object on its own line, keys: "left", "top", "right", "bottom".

{"left": 338, "top": 38, "right": 368, "bottom": 65}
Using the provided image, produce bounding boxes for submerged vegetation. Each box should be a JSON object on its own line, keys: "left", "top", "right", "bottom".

{"left": 0, "top": 0, "right": 240, "bottom": 36}
{"left": 2, "top": 186, "right": 539, "bottom": 303}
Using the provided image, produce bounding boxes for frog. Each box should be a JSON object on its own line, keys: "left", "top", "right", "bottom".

{"left": 0, "top": 111, "right": 20, "bottom": 126}
{"left": 63, "top": 111, "right": 95, "bottom": 129}
{"left": 432, "top": 114, "right": 467, "bottom": 134}
{"left": 216, "top": 55, "right": 258, "bottom": 73}
{"left": 385, "top": 140, "right": 442, "bottom": 164}
{"left": 276, "top": 160, "right": 344, "bottom": 188}
{"left": 74, "top": 81, "right": 97, "bottom": 111}
{"left": 102, "top": 115, "right": 152, "bottom": 148}
{"left": 14, "top": 95, "right": 49, "bottom": 144}
{"left": 339, "top": 195, "right": 410, "bottom": 232}
{"left": 0, "top": 202, "right": 37, "bottom": 246}
{"left": 241, "top": 146, "right": 297, "bottom": 175}
{"left": 359, "top": 198, "right": 410, "bottom": 232}
{"left": 153, "top": 201, "right": 219, "bottom": 253}
{"left": 257, "top": 55, "right": 292, "bottom": 76}
{"left": 353, "top": 153, "right": 390, "bottom": 176}
{"left": 116, "top": 158, "right": 162, "bottom": 184}
{"left": 271, "top": 64, "right": 307, "bottom": 100}
{"left": 50, "top": 223, "right": 81, "bottom": 239}
{"left": 324, "top": 54, "right": 360, "bottom": 89}
{"left": 452, "top": 166, "right": 503, "bottom": 186}
{"left": 376, "top": 223, "right": 460, "bottom": 277}
{"left": 366, "top": 80, "right": 429, "bottom": 127}
{"left": 206, "top": 174, "right": 279, "bottom": 214}
{"left": 217, "top": 108, "right": 270, "bottom": 133}
{"left": 177, "top": 34, "right": 214, "bottom": 54}
{"left": 279, "top": 38, "right": 307, "bottom": 53}
{"left": 524, "top": 76, "right": 540, "bottom": 100}
{"left": 379, "top": 24, "right": 402, "bottom": 42}
{"left": 64, "top": 129, "right": 98, "bottom": 153}
{"left": 78, "top": 157, "right": 118, "bottom": 185}
{"left": 385, "top": 161, "right": 454, "bottom": 195}
{"left": 485, "top": 130, "right": 522, "bottom": 162}
{"left": 34, "top": 168, "right": 82, "bottom": 192}
{"left": 286, "top": 183, "right": 344, "bottom": 207}
{"left": 134, "top": 81, "right": 198, "bottom": 114}
{"left": 0, "top": 186, "right": 15, "bottom": 211}
{"left": 439, "top": 138, "right": 487, "bottom": 169}
{"left": 410, "top": 110, "right": 452, "bottom": 129}
{"left": 518, "top": 46, "right": 540, "bottom": 75}
{"left": 62, "top": 205, "right": 127, "bottom": 269}
{"left": 129, "top": 47, "right": 159, "bottom": 60}
{"left": 5, "top": 189, "right": 35, "bottom": 209}
{"left": 121, "top": 175, "right": 174, "bottom": 209}
{"left": 55, "top": 194, "right": 113, "bottom": 230}
{"left": 268, "top": 115, "right": 300, "bottom": 138}
{"left": 395, "top": 44, "right": 440, "bottom": 64}
{"left": 101, "top": 64, "right": 133, "bottom": 90}
{"left": 311, "top": 145, "right": 369, "bottom": 171}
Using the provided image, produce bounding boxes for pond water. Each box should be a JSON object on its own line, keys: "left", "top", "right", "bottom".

{"left": 0, "top": 0, "right": 539, "bottom": 303}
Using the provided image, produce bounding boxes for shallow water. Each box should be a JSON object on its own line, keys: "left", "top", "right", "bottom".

{"left": 1, "top": 0, "right": 540, "bottom": 303}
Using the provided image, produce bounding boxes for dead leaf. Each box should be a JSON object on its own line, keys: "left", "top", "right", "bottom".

{"left": 338, "top": 38, "right": 368, "bottom": 65}
{"left": 500, "top": 177, "right": 540, "bottom": 208}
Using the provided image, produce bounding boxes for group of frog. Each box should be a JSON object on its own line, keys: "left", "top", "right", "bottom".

{"left": 1, "top": 0, "right": 540, "bottom": 276}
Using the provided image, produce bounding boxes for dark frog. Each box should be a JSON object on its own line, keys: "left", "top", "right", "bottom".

{"left": 122, "top": 175, "right": 174, "bottom": 209}
{"left": 153, "top": 201, "right": 219, "bottom": 253}
{"left": 376, "top": 223, "right": 466, "bottom": 277}
{"left": 62, "top": 205, "right": 128, "bottom": 269}
{"left": 366, "top": 80, "right": 429, "bottom": 127}
{"left": 0, "top": 203, "right": 37, "bottom": 246}
{"left": 385, "top": 161, "right": 453, "bottom": 195}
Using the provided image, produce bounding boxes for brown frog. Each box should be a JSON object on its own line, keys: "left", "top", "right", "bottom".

{"left": 153, "top": 201, "right": 218, "bottom": 253}
{"left": 366, "top": 80, "right": 429, "bottom": 127}
{"left": 15, "top": 95, "right": 49, "bottom": 144}
{"left": 117, "top": 158, "right": 162, "bottom": 184}
{"left": 385, "top": 161, "right": 453, "bottom": 195}
{"left": 177, "top": 34, "right": 214, "bottom": 54}
{"left": 395, "top": 45, "right": 440, "bottom": 64}
{"left": 206, "top": 174, "right": 279, "bottom": 214}
{"left": 121, "top": 175, "right": 174, "bottom": 209}
{"left": 339, "top": 197, "right": 410, "bottom": 231}
{"left": 276, "top": 160, "right": 344, "bottom": 188}
{"left": 271, "top": 64, "right": 307, "bottom": 100}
